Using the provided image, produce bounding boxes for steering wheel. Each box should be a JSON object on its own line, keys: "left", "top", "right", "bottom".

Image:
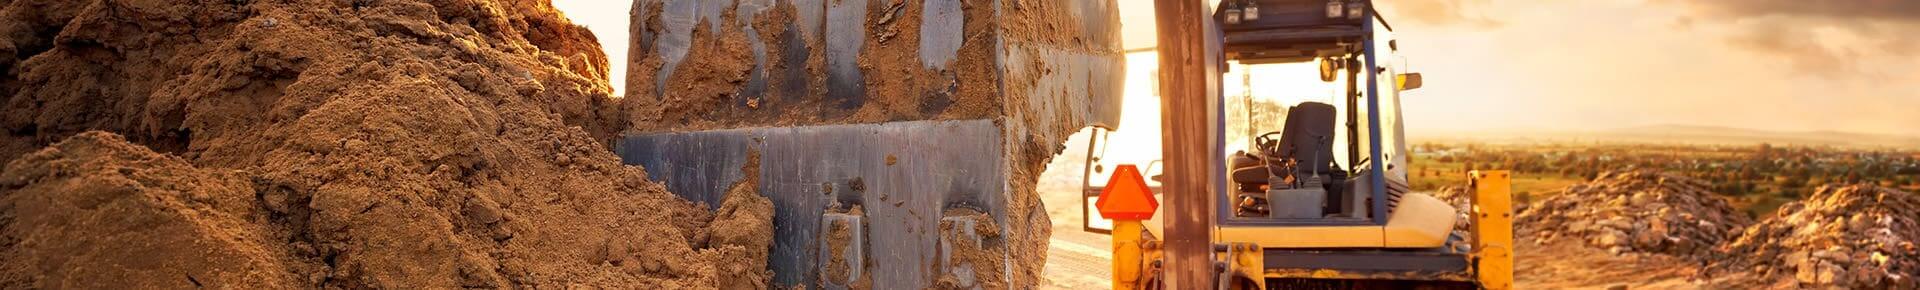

{"left": 1253, "top": 132, "right": 1284, "bottom": 158}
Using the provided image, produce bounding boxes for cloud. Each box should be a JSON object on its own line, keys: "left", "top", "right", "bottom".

{"left": 1657, "top": 1, "right": 1920, "bottom": 21}
{"left": 1653, "top": 0, "right": 1920, "bottom": 77}
{"left": 1379, "top": 0, "right": 1504, "bottom": 29}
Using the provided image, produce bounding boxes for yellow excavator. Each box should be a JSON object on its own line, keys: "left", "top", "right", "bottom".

{"left": 1083, "top": 0, "right": 1513, "bottom": 288}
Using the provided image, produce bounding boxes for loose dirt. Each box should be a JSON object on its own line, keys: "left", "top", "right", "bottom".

{"left": 0, "top": 132, "right": 301, "bottom": 288}
{"left": 622, "top": 0, "right": 1007, "bottom": 133}
{"left": 707, "top": 151, "right": 776, "bottom": 290}
{"left": 936, "top": 208, "right": 1006, "bottom": 289}
{"left": 0, "top": 0, "right": 769, "bottom": 288}
{"left": 821, "top": 205, "right": 869, "bottom": 289}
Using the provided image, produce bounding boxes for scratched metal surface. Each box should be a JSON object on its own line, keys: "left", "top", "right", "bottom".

{"left": 616, "top": 120, "right": 1008, "bottom": 289}
{"left": 626, "top": 0, "right": 1125, "bottom": 288}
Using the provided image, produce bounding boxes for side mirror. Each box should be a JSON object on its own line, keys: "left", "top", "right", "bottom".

{"left": 1397, "top": 73, "right": 1423, "bottom": 91}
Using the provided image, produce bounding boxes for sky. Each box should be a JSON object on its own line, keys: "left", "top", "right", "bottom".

{"left": 1378, "top": 0, "right": 1920, "bottom": 136}
{"left": 552, "top": 1, "right": 630, "bottom": 97}
{"left": 558, "top": 0, "right": 1920, "bottom": 136}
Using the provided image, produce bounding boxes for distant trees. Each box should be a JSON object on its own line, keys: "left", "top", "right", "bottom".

{"left": 1410, "top": 143, "right": 1917, "bottom": 196}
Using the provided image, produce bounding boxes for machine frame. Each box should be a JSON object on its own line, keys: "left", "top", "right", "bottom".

{"left": 1088, "top": 1, "right": 1513, "bottom": 289}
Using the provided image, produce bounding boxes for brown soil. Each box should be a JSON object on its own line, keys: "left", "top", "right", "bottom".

{"left": 823, "top": 217, "right": 855, "bottom": 285}
{"left": 0, "top": 0, "right": 769, "bottom": 288}
{"left": 936, "top": 208, "right": 1005, "bottom": 289}
{"left": 622, "top": 0, "right": 1006, "bottom": 133}
{"left": 706, "top": 150, "right": 775, "bottom": 290}
{"left": 821, "top": 205, "right": 869, "bottom": 289}
{"left": 0, "top": 132, "right": 301, "bottom": 288}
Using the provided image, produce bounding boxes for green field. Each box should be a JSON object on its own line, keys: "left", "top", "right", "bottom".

{"left": 1409, "top": 161, "right": 1584, "bottom": 203}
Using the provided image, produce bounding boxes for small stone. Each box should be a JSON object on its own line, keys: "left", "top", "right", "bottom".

{"left": 465, "top": 197, "right": 505, "bottom": 224}
{"left": 600, "top": 239, "right": 631, "bottom": 264}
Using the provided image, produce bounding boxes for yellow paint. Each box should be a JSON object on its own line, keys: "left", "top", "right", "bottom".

{"left": 1471, "top": 170, "right": 1515, "bottom": 290}
{"left": 1223, "top": 243, "right": 1265, "bottom": 289}
{"left": 1111, "top": 219, "right": 1144, "bottom": 290}
{"left": 1217, "top": 224, "right": 1384, "bottom": 248}
{"left": 1213, "top": 194, "right": 1454, "bottom": 249}
{"left": 1309, "top": 269, "right": 1343, "bottom": 279}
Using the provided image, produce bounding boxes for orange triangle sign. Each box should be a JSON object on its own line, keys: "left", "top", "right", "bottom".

{"left": 1095, "top": 165, "right": 1158, "bottom": 220}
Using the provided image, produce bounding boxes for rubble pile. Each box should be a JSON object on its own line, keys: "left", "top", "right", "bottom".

{"left": 1430, "top": 186, "right": 1469, "bottom": 205}
{"left": 1711, "top": 185, "right": 1920, "bottom": 288}
{"left": 1517, "top": 171, "right": 1752, "bottom": 259}
{"left": 1427, "top": 186, "right": 1473, "bottom": 232}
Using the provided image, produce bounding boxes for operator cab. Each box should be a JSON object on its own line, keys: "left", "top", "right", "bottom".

{"left": 1078, "top": 0, "right": 1448, "bottom": 249}
{"left": 1209, "top": 0, "right": 1446, "bottom": 249}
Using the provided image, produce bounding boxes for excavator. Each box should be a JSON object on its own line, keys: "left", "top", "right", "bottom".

{"left": 1082, "top": 0, "right": 1514, "bottom": 288}
{"left": 612, "top": 0, "right": 1508, "bottom": 288}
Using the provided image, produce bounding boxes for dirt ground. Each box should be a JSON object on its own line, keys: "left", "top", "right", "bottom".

{"left": 0, "top": 0, "right": 769, "bottom": 288}
{"left": 1515, "top": 229, "right": 1723, "bottom": 290}
{"left": 1038, "top": 178, "right": 1115, "bottom": 289}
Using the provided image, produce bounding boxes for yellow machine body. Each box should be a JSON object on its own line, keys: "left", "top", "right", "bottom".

{"left": 1144, "top": 192, "right": 1455, "bottom": 249}
{"left": 1469, "top": 170, "right": 1515, "bottom": 290}
{"left": 1116, "top": 171, "right": 1514, "bottom": 289}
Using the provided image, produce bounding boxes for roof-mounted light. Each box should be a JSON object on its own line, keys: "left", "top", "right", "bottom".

{"left": 1226, "top": 2, "right": 1244, "bottom": 25}
{"left": 1326, "top": 0, "right": 1345, "bottom": 19}
{"left": 1346, "top": 0, "right": 1366, "bottom": 20}
{"left": 1244, "top": 1, "right": 1260, "bottom": 21}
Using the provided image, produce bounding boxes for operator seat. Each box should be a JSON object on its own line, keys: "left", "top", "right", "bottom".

{"left": 1230, "top": 102, "right": 1339, "bottom": 187}
{"left": 1274, "top": 102, "right": 1338, "bottom": 180}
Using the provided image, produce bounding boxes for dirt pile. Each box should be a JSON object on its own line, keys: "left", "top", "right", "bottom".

{"left": 1517, "top": 170, "right": 1752, "bottom": 259}
{"left": 1709, "top": 185, "right": 1920, "bottom": 288}
{"left": 0, "top": 132, "right": 300, "bottom": 288}
{"left": 0, "top": 0, "right": 767, "bottom": 288}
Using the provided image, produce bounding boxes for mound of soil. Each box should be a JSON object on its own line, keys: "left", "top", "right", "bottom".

{"left": 1518, "top": 170, "right": 1752, "bottom": 259}
{"left": 0, "top": 132, "right": 299, "bottom": 288}
{"left": 1710, "top": 185, "right": 1920, "bottom": 288}
{"left": 0, "top": 0, "right": 767, "bottom": 288}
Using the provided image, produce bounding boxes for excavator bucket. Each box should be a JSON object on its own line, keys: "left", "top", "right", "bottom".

{"left": 620, "top": 0, "right": 1123, "bottom": 287}
{"left": 617, "top": 120, "right": 1008, "bottom": 288}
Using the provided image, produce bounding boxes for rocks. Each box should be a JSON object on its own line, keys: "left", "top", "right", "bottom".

{"left": 1710, "top": 185, "right": 1920, "bottom": 289}
{"left": 1517, "top": 170, "right": 1753, "bottom": 260}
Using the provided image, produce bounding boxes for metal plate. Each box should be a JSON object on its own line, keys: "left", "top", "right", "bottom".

{"left": 615, "top": 120, "right": 1010, "bottom": 289}
{"left": 1262, "top": 249, "right": 1470, "bottom": 277}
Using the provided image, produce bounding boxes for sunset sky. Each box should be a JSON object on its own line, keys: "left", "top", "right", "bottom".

{"left": 558, "top": 0, "right": 1919, "bottom": 136}
{"left": 1378, "top": 0, "right": 1920, "bottom": 136}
